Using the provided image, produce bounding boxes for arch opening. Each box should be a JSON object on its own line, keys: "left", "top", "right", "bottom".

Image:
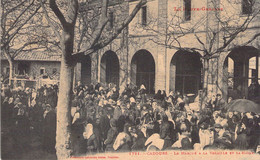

{"left": 223, "top": 46, "right": 259, "bottom": 101}
{"left": 131, "top": 50, "right": 155, "bottom": 94}
{"left": 81, "top": 55, "right": 91, "bottom": 85}
{"left": 100, "top": 51, "right": 120, "bottom": 87}
{"left": 170, "top": 50, "right": 203, "bottom": 96}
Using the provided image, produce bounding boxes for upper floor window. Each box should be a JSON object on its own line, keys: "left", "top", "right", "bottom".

{"left": 40, "top": 67, "right": 45, "bottom": 75}
{"left": 141, "top": 6, "right": 147, "bottom": 26}
{"left": 18, "top": 62, "right": 29, "bottom": 75}
{"left": 242, "top": 0, "right": 253, "bottom": 15}
{"left": 184, "top": 0, "right": 191, "bottom": 21}
{"left": 108, "top": 11, "right": 114, "bottom": 29}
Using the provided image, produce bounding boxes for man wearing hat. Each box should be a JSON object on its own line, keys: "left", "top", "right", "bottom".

{"left": 213, "top": 123, "right": 233, "bottom": 149}
{"left": 104, "top": 118, "right": 118, "bottom": 152}
{"left": 42, "top": 104, "right": 56, "bottom": 153}
{"left": 213, "top": 94, "right": 227, "bottom": 112}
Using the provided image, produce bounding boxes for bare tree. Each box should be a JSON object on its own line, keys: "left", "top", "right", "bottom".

{"left": 41, "top": 0, "right": 146, "bottom": 158}
{"left": 0, "top": 0, "right": 50, "bottom": 84}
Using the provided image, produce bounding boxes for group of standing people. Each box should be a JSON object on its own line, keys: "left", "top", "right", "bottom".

{"left": 1, "top": 85, "right": 58, "bottom": 158}
{"left": 70, "top": 82, "right": 260, "bottom": 155}
{"left": 1, "top": 81, "right": 260, "bottom": 158}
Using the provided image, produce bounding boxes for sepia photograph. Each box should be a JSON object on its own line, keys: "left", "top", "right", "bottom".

{"left": 1, "top": 0, "right": 260, "bottom": 159}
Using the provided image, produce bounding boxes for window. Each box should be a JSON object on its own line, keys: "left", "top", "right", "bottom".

{"left": 141, "top": 6, "right": 147, "bottom": 26}
{"left": 242, "top": 0, "right": 253, "bottom": 15}
{"left": 18, "top": 62, "right": 29, "bottom": 75}
{"left": 108, "top": 11, "right": 114, "bottom": 29}
{"left": 40, "top": 67, "right": 45, "bottom": 75}
{"left": 184, "top": 0, "right": 191, "bottom": 21}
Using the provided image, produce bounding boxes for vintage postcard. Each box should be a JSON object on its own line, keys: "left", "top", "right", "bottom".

{"left": 1, "top": 0, "right": 259, "bottom": 160}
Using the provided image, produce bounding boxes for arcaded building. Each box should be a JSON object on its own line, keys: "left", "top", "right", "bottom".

{"left": 2, "top": 0, "right": 258, "bottom": 101}
{"left": 73, "top": 0, "right": 260, "bottom": 101}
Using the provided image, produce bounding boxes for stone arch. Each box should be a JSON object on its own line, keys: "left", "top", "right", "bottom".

{"left": 81, "top": 55, "right": 91, "bottom": 85}
{"left": 223, "top": 46, "right": 259, "bottom": 100}
{"left": 130, "top": 49, "right": 155, "bottom": 94}
{"left": 100, "top": 50, "right": 120, "bottom": 87}
{"left": 169, "top": 50, "right": 203, "bottom": 95}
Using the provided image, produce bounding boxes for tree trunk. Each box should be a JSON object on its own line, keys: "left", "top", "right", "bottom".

{"left": 200, "top": 58, "right": 210, "bottom": 110}
{"left": 55, "top": 29, "right": 75, "bottom": 159}
{"left": 203, "top": 58, "right": 209, "bottom": 93}
{"left": 7, "top": 59, "right": 14, "bottom": 86}
{"left": 3, "top": 50, "right": 14, "bottom": 86}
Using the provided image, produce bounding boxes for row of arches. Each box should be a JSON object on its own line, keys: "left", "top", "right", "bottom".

{"left": 80, "top": 49, "right": 202, "bottom": 95}
{"left": 99, "top": 50, "right": 156, "bottom": 93}
{"left": 80, "top": 47, "right": 259, "bottom": 98}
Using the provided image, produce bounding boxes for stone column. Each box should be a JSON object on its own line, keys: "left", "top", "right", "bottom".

{"left": 74, "top": 62, "right": 81, "bottom": 84}
{"left": 119, "top": 28, "right": 129, "bottom": 93}
{"left": 156, "top": 0, "right": 168, "bottom": 92}
{"left": 91, "top": 52, "right": 99, "bottom": 84}
{"left": 217, "top": 52, "right": 230, "bottom": 101}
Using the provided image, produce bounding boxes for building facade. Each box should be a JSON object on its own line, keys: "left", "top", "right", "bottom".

{"left": 1, "top": 51, "right": 61, "bottom": 87}
{"left": 74, "top": 0, "right": 260, "bottom": 101}
{"left": 1, "top": 0, "right": 259, "bottom": 101}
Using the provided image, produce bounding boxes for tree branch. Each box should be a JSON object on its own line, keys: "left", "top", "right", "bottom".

{"left": 89, "top": 0, "right": 109, "bottom": 48}
{"left": 92, "top": 0, "right": 147, "bottom": 52}
{"left": 7, "top": 4, "right": 41, "bottom": 45}
{"left": 73, "top": 0, "right": 147, "bottom": 55}
{"left": 66, "top": 0, "right": 79, "bottom": 25}
{"left": 3, "top": 0, "right": 26, "bottom": 18}
{"left": 49, "top": 0, "right": 67, "bottom": 27}
{"left": 40, "top": 0, "right": 61, "bottom": 39}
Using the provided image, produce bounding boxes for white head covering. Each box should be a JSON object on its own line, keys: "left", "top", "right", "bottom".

{"left": 117, "top": 100, "right": 121, "bottom": 106}
{"left": 83, "top": 123, "right": 93, "bottom": 140}
{"left": 130, "top": 97, "right": 136, "bottom": 103}
{"left": 145, "top": 133, "right": 160, "bottom": 146}
{"left": 145, "top": 133, "right": 164, "bottom": 150}
{"left": 140, "top": 84, "right": 146, "bottom": 90}
{"left": 113, "top": 132, "right": 130, "bottom": 150}
{"left": 99, "top": 87, "right": 104, "bottom": 91}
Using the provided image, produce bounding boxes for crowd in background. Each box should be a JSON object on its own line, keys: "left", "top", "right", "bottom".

{"left": 1, "top": 84, "right": 58, "bottom": 156}
{"left": 1, "top": 81, "right": 260, "bottom": 157}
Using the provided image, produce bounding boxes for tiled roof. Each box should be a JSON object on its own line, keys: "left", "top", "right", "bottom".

{"left": 1, "top": 51, "right": 61, "bottom": 62}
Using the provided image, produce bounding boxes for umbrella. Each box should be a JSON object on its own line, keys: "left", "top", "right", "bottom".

{"left": 226, "top": 99, "right": 260, "bottom": 113}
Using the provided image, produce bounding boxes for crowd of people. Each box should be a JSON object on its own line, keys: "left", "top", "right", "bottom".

{"left": 1, "top": 81, "right": 260, "bottom": 157}
{"left": 1, "top": 84, "right": 58, "bottom": 157}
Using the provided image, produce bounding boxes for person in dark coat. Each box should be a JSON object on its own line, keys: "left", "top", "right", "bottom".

{"left": 71, "top": 117, "right": 85, "bottom": 155}
{"left": 11, "top": 103, "right": 30, "bottom": 154}
{"left": 227, "top": 112, "right": 236, "bottom": 132}
{"left": 160, "top": 115, "right": 173, "bottom": 149}
{"left": 99, "top": 110, "right": 111, "bottom": 142}
{"left": 122, "top": 84, "right": 131, "bottom": 98}
{"left": 104, "top": 119, "right": 118, "bottom": 152}
{"left": 234, "top": 119, "right": 249, "bottom": 150}
{"left": 190, "top": 116, "right": 200, "bottom": 145}
{"left": 130, "top": 127, "right": 146, "bottom": 151}
{"left": 42, "top": 104, "right": 56, "bottom": 153}
{"left": 1, "top": 97, "right": 11, "bottom": 128}
{"left": 115, "top": 123, "right": 132, "bottom": 152}
{"left": 213, "top": 94, "right": 227, "bottom": 112}
{"left": 82, "top": 122, "right": 99, "bottom": 154}
{"left": 154, "top": 90, "right": 162, "bottom": 101}
{"left": 113, "top": 105, "right": 122, "bottom": 121}
{"left": 117, "top": 115, "right": 126, "bottom": 133}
